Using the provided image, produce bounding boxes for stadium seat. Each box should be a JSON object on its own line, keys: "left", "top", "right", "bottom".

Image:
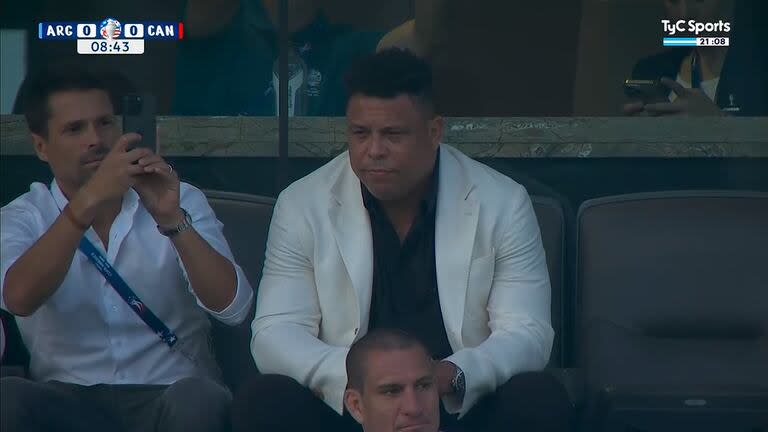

{"left": 576, "top": 191, "right": 768, "bottom": 431}
{"left": 531, "top": 195, "right": 569, "bottom": 368}
{"left": 0, "top": 309, "right": 28, "bottom": 377}
{"left": 203, "top": 190, "right": 275, "bottom": 394}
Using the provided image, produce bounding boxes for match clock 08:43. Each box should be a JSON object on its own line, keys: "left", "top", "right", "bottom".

{"left": 77, "top": 39, "right": 144, "bottom": 54}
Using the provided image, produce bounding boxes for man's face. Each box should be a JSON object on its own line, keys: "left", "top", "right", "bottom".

{"left": 663, "top": 0, "right": 727, "bottom": 22}
{"left": 345, "top": 347, "right": 440, "bottom": 432}
{"left": 347, "top": 94, "right": 442, "bottom": 204}
{"left": 32, "top": 89, "right": 119, "bottom": 192}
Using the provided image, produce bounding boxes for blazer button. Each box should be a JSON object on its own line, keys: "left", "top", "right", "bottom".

{"left": 354, "top": 328, "right": 359, "bottom": 335}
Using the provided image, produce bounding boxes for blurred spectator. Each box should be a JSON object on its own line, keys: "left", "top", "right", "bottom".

{"left": 416, "top": 0, "right": 582, "bottom": 116}
{"left": 624, "top": 0, "right": 767, "bottom": 116}
{"left": 175, "top": 0, "right": 391, "bottom": 115}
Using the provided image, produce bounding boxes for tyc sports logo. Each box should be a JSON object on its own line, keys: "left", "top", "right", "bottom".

{"left": 662, "top": 19, "right": 731, "bottom": 36}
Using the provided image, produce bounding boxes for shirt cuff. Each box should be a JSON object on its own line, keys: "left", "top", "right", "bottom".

{"left": 205, "top": 263, "right": 253, "bottom": 325}
{"left": 178, "top": 252, "right": 254, "bottom": 326}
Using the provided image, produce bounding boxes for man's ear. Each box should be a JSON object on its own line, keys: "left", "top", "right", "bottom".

{"left": 429, "top": 115, "right": 443, "bottom": 150}
{"left": 344, "top": 388, "right": 365, "bottom": 425}
{"left": 30, "top": 133, "right": 49, "bottom": 163}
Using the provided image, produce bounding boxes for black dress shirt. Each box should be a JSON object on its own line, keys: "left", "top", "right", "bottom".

{"left": 363, "top": 156, "right": 453, "bottom": 360}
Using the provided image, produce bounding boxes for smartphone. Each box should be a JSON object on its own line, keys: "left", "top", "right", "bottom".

{"left": 623, "top": 79, "right": 668, "bottom": 104}
{"left": 122, "top": 94, "right": 157, "bottom": 153}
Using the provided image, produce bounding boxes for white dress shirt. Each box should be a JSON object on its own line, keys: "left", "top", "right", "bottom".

{"left": 671, "top": 73, "right": 720, "bottom": 102}
{"left": 0, "top": 180, "right": 253, "bottom": 385}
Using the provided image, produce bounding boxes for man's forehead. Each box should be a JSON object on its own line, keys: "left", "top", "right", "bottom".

{"left": 365, "top": 348, "right": 433, "bottom": 386}
{"left": 347, "top": 93, "right": 432, "bottom": 124}
{"left": 48, "top": 89, "right": 114, "bottom": 123}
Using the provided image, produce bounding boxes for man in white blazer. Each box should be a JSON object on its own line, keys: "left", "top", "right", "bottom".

{"left": 232, "top": 48, "right": 572, "bottom": 432}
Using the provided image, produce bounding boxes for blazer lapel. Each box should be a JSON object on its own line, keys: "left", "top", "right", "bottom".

{"left": 329, "top": 155, "right": 374, "bottom": 331}
{"left": 435, "top": 146, "right": 478, "bottom": 350}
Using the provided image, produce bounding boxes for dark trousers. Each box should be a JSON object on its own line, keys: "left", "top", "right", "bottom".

{"left": 0, "top": 376, "right": 232, "bottom": 432}
{"left": 232, "top": 371, "right": 574, "bottom": 432}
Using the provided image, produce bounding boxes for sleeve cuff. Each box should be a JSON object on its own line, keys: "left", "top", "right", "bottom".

{"left": 201, "top": 263, "right": 254, "bottom": 325}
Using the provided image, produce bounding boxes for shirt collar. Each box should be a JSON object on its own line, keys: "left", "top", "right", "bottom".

{"left": 361, "top": 152, "right": 440, "bottom": 215}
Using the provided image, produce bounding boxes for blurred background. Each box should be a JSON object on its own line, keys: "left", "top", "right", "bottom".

{"left": 3, "top": 0, "right": 764, "bottom": 116}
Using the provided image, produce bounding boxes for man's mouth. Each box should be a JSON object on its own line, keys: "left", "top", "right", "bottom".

{"left": 398, "top": 422, "right": 430, "bottom": 431}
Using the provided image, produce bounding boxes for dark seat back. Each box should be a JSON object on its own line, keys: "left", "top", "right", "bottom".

{"left": 531, "top": 195, "right": 567, "bottom": 368}
{"left": 576, "top": 191, "right": 768, "bottom": 426}
{"left": 204, "top": 190, "right": 275, "bottom": 393}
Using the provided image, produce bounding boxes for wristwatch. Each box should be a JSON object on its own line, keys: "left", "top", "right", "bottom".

{"left": 158, "top": 208, "right": 193, "bottom": 237}
{"left": 450, "top": 365, "right": 466, "bottom": 396}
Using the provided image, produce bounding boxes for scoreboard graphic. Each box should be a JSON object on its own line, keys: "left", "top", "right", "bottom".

{"left": 39, "top": 18, "right": 183, "bottom": 54}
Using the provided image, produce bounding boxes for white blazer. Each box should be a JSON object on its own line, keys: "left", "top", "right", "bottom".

{"left": 251, "top": 144, "right": 553, "bottom": 416}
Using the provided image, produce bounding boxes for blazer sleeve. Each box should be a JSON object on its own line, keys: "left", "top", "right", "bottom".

{"left": 250, "top": 191, "right": 350, "bottom": 414}
{"left": 445, "top": 185, "right": 554, "bottom": 416}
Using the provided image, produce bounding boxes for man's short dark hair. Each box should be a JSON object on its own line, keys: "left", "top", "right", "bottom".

{"left": 20, "top": 67, "right": 114, "bottom": 137}
{"left": 344, "top": 48, "right": 435, "bottom": 114}
{"left": 346, "top": 328, "right": 430, "bottom": 392}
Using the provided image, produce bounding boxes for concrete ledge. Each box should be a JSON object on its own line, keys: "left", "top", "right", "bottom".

{"left": 2, "top": 116, "right": 766, "bottom": 158}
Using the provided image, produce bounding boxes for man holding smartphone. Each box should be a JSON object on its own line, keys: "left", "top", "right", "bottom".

{"left": 623, "top": 0, "right": 766, "bottom": 116}
{"left": 0, "top": 68, "right": 254, "bottom": 432}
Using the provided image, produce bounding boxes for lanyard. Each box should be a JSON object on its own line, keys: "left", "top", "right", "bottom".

{"left": 78, "top": 237, "right": 178, "bottom": 348}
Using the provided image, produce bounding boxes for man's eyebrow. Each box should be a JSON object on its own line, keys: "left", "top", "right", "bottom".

{"left": 376, "top": 383, "right": 403, "bottom": 392}
{"left": 59, "top": 119, "right": 85, "bottom": 131}
{"left": 380, "top": 126, "right": 409, "bottom": 133}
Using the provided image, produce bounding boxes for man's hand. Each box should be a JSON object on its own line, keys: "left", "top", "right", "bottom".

{"left": 71, "top": 133, "right": 151, "bottom": 224}
{"left": 643, "top": 77, "right": 725, "bottom": 116}
{"left": 133, "top": 153, "right": 182, "bottom": 227}
{"left": 622, "top": 101, "right": 649, "bottom": 116}
{"left": 435, "top": 360, "right": 458, "bottom": 397}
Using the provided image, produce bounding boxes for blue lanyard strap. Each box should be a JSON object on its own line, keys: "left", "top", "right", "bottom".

{"left": 78, "top": 237, "right": 178, "bottom": 348}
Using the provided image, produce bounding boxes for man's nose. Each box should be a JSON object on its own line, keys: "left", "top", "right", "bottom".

{"left": 400, "top": 388, "right": 424, "bottom": 416}
{"left": 84, "top": 123, "right": 106, "bottom": 149}
{"left": 367, "top": 133, "right": 388, "bottom": 159}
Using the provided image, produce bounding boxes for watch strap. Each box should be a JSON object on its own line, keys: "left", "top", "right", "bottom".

{"left": 158, "top": 208, "right": 192, "bottom": 237}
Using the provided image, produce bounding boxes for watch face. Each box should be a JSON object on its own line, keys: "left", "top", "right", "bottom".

{"left": 453, "top": 368, "right": 465, "bottom": 393}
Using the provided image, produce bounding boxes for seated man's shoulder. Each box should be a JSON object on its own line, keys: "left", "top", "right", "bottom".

{"left": 276, "top": 154, "right": 347, "bottom": 205}
{"left": 448, "top": 148, "right": 528, "bottom": 204}
{"left": 178, "top": 181, "right": 207, "bottom": 202}
{"left": 1, "top": 183, "right": 55, "bottom": 224}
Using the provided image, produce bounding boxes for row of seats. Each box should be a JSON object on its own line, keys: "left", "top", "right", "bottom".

{"left": 203, "top": 189, "right": 768, "bottom": 429}
{"left": 2, "top": 189, "right": 767, "bottom": 429}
